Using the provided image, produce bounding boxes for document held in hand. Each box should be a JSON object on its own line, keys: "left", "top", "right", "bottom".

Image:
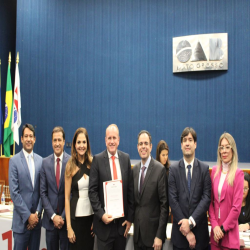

{"left": 103, "top": 180, "right": 124, "bottom": 219}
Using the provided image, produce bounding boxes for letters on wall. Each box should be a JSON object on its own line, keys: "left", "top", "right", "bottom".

{"left": 173, "top": 33, "right": 228, "bottom": 73}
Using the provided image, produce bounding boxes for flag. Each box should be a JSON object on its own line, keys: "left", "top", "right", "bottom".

{"left": 3, "top": 63, "right": 13, "bottom": 157}
{"left": 11, "top": 60, "right": 21, "bottom": 145}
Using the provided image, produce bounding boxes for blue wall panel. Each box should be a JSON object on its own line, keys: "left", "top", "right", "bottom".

{"left": 15, "top": 0, "right": 250, "bottom": 162}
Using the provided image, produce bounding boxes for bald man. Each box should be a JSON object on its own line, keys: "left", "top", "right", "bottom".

{"left": 89, "top": 124, "right": 134, "bottom": 250}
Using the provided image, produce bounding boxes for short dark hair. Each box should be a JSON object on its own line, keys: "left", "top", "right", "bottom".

{"left": 181, "top": 127, "right": 197, "bottom": 143}
{"left": 22, "top": 124, "right": 35, "bottom": 137}
{"left": 51, "top": 126, "right": 65, "bottom": 140}
{"left": 137, "top": 130, "right": 152, "bottom": 144}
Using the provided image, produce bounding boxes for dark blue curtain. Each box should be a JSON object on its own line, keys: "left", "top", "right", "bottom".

{"left": 15, "top": 0, "right": 250, "bottom": 162}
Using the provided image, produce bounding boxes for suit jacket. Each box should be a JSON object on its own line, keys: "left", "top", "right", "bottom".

{"left": 132, "top": 157, "right": 168, "bottom": 247}
{"left": 88, "top": 149, "right": 134, "bottom": 241}
{"left": 168, "top": 158, "right": 211, "bottom": 249}
{"left": 40, "top": 152, "right": 70, "bottom": 230}
{"left": 209, "top": 166, "right": 244, "bottom": 249}
{"left": 9, "top": 150, "right": 43, "bottom": 233}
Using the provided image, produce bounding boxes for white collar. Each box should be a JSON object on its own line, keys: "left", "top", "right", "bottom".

{"left": 183, "top": 157, "right": 194, "bottom": 168}
{"left": 107, "top": 150, "right": 119, "bottom": 159}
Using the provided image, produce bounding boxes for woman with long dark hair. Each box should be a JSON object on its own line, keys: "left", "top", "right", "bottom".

{"left": 156, "top": 140, "right": 170, "bottom": 177}
{"left": 65, "top": 128, "right": 94, "bottom": 250}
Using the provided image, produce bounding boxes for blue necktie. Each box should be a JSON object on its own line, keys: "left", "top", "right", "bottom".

{"left": 187, "top": 165, "right": 191, "bottom": 193}
{"left": 28, "top": 154, "right": 34, "bottom": 187}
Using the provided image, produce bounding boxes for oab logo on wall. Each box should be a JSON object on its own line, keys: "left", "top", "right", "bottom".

{"left": 173, "top": 33, "right": 228, "bottom": 73}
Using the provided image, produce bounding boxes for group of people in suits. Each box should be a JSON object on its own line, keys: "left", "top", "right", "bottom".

{"left": 8, "top": 123, "right": 245, "bottom": 250}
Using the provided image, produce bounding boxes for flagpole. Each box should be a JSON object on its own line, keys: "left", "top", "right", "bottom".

{"left": 8, "top": 52, "right": 11, "bottom": 157}
{"left": 8, "top": 52, "right": 11, "bottom": 67}
{"left": 12, "top": 53, "right": 20, "bottom": 156}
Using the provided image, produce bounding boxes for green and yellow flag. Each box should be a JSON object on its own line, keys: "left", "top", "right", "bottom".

{"left": 3, "top": 63, "right": 13, "bottom": 156}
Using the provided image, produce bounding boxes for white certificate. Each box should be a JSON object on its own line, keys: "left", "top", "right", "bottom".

{"left": 103, "top": 180, "right": 124, "bottom": 219}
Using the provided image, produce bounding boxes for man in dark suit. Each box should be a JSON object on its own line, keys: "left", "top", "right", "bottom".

{"left": 9, "top": 124, "right": 43, "bottom": 250}
{"left": 89, "top": 124, "right": 134, "bottom": 250}
{"left": 168, "top": 127, "right": 211, "bottom": 250}
{"left": 40, "top": 126, "right": 70, "bottom": 250}
{"left": 133, "top": 130, "right": 168, "bottom": 250}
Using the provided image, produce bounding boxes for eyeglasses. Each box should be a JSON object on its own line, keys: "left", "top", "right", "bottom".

{"left": 218, "top": 145, "right": 231, "bottom": 153}
{"left": 244, "top": 187, "right": 249, "bottom": 192}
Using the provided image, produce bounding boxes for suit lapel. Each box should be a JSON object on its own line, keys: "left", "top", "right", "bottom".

{"left": 213, "top": 170, "right": 221, "bottom": 203}
{"left": 104, "top": 151, "right": 112, "bottom": 180}
{"left": 59, "top": 153, "right": 68, "bottom": 190}
{"left": 140, "top": 158, "right": 154, "bottom": 197}
{"left": 33, "top": 154, "right": 39, "bottom": 189}
{"left": 189, "top": 158, "right": 199, "bottom": 203}
{"left": 179, "top": 159, "right": 189, "bottom": 197}
{"left": 133, "top": 163, "right": 140, "bottom": 200}
{"left": 218, "top": 170, "right": 228, "bottom": 202}
{"left": 118, "top": 151, "right": 125, "bottom": 180}
{"left": 50, "top": 155, "right": 58, "bottom": 191}
{"left": 20, "top": 150, "right": 33, "bottom": 188}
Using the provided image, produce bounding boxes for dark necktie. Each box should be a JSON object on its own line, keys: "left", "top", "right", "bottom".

{"left": 56, "top": 158, "right": 60, "bottom": 189}
{"left": 187, "top": 165, "right": 191, "bottom": 193}
{"left": 139, "top": 166, "right": 146, "bottom": 194}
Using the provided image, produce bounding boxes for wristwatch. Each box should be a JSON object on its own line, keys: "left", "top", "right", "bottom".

{"left": 36, "top": 211, "right": 41, "bottom": 218}
{"left": 189, "top": 219, "right": 194, "bottom": 230}
{"left": 220, "top": 225, "right": 225, "bottom": 234}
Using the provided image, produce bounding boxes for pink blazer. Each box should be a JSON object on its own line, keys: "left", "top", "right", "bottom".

{"left": 209, "top": 166, "right": 244, "bottom": 249}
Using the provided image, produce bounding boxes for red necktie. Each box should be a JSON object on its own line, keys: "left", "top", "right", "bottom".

{"left": 111, "top": 156, "right": 118, "bottom": 180}
{"left": 56, "top": 158, "right": 60, "bottom": 189}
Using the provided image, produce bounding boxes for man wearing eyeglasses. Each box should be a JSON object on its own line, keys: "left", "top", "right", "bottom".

{"left": 168, "top": 127, "right": 211, "bottom": 250}
{"left": 133, "top": 130, "right": 168, "bottom": 250}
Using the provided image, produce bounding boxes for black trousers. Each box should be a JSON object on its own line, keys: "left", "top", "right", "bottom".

{"left": 97, "top": 221, "right": 126, "bottom": 250}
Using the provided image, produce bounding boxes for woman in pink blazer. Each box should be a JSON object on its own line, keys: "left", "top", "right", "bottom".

{"left": 209, "top": 133, "right": 244, "bottom": 250}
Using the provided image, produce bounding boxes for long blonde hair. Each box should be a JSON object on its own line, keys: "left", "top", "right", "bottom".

{"left": 65, "top": 128, "right": 92, "bottom": 177}
{"left": 214, "top": 132, "right": 238, "bottom": 186}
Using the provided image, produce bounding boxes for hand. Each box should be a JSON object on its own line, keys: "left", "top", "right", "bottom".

{"left": 122, "top": 220, "right": 131, "bottom": 238}
{"left": 67, "top": 227, "right": 76, "bottom": 243}
{"left": 152, "top": 237, "right": 162, "bottom": 250}
{"left": 91, "top": 223, "right": 95, "bottom": 237}
{"left": 186, "top": 231, "right": 196, "bottom": 249}
{"left": 27, "top": 224, "right": 33, "bottom": 230}
{"left": 53, "top": 215, "right": 64, "bottom": 229}
{"left": 213, "top": 226, "right": 224, "bottom": 242}
{"left": 101, "top": 214, "right": 113, "bottom": 224}
{"left": 28, "top": 213, "right": 38, "bottom": 229}
{"left": 239, "top": 223, "right": 250, "bottom": 232}
{"left": 178, "top": 219, "right": 190, "bottom": 236}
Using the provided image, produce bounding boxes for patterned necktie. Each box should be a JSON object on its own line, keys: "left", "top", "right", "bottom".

{"left": 28, "top": 154, "right": 34, "bottom": 187}
{"left": 56, "top": 158, "right": 60, "bottom": 189}
{"left": 187, "top": 165, "right": 192, "bottom": 193}
{"left": 111, "top": 156, "right": 118, "bottom": 180}
{"left": 139, "top": 166, "right": 146, "bottom": 194}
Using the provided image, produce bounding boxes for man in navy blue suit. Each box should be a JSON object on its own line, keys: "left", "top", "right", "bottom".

{"left": 168, "top": 127, "right": 211, "bottom": 250}
{"left": 40, "top": 126, "right": 70, "bottom": 250}
{"left": 9, "top": 123, "right": 43, "bottom": 250}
